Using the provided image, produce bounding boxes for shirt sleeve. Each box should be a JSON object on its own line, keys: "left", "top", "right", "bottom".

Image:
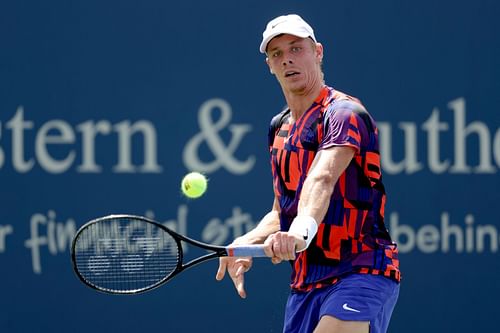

{"left": 319, "top": 100, "right": 366, "bottom": 153}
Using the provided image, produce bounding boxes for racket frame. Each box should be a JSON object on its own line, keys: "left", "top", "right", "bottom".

{"left": 71, "top": 214, "right": 234, "bottom": 294}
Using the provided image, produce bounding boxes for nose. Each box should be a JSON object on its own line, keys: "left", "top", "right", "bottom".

{"left": 282, "top": 59, "right": 293, "bottom": 66}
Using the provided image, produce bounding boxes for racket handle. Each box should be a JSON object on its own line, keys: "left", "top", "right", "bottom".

{"left": 226, "top": 244, "right": 267, "bottom": 257}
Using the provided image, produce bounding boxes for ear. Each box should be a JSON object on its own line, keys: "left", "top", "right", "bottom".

{"left": 266, "top": 57, "right": 274, "bottom": 75}
{"left": 315, "top": 43, "right": 324, "bottom": 64}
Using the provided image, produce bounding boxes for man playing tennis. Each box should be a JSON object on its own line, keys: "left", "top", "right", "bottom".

{"left": 216, "top": 14, "right": 400, "bottom": 333}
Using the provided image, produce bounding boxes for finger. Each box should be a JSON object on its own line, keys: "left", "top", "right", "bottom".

{"left": 271, "top": 256, "right": 283, "bottom": 264}
{"left": 263, "top": 243, "right": 274, "bottom": 257}
{"left": 276, "top": 234, "right": 291, "bottom": 260}
{"left": 234, "top": 274, "right": 247, "bottom": 299}
{"left": 287, "top": 237, "right": 297, "bottom": 260}
{"left": 215, "top": 258, "right": 227, "bottom": 281}
{"left": 272, "top": 235, "right": 283, "bottom": 258}
{"left": 235, "top": 264, "right": 246, "bottom": 277}
{"left": 235, "top": 258, "right": 252, "bottom": 273}
{"left": 263, "top": 236, "right": 275, "bottom": 257}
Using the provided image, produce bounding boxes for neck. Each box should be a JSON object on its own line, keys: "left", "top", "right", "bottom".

{"left": 283, "top": 82, "right": 325, "bottom": 121}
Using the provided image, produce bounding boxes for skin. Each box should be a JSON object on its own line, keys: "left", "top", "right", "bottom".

{"left": 216, "top": 34, "right": 368, "bottom": 332}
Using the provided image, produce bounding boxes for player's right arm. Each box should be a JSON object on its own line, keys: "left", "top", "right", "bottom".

{"left": 215, "top": 197, "right": 281, "bottom": 298}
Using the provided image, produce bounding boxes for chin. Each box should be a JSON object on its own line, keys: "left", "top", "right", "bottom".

{"left": 288, "top": 84, "right": 308, "bottom": 94}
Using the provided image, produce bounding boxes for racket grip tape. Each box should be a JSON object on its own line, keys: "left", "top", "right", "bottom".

{"left": 226, "top": 244, "right": 267, "bottom": 257}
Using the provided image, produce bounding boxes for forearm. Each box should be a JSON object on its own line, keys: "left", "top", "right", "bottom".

{"left": 297, "top": 147, "right": 355, "bottom": 224}
{"left": 297, "top": 173, "right": 335, "bottom": 224}
{"left": 234, "top": 211, "right": 280, "bottom": 244}
{"left": 233, "top": 198, "right": 281, "bottom": 245}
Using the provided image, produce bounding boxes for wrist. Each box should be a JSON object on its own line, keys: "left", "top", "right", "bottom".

{"left": 232, "top": 236, "right": 249, "bottom": 245}
{"left": 232, "top": 234, "right": 265, "bottom": 246}
{"left": 289, "top": 215, "right": 318, "bottom": 252}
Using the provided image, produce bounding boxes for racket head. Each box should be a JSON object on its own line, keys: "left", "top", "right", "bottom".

{"left": 71, "top": 215, "right": 182, "bottom": 294}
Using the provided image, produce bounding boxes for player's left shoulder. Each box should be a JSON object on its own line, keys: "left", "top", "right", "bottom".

{"left": 330, "top": 89, "right": 367, "bottom": 113}
{"left": 323, "top": 95, "right": 367, "bottom": 122}
{"left": 323, "top": 89, "right": 378, "bottom": 134}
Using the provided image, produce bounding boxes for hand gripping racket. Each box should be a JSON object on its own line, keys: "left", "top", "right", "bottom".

{"left": 71, "top": 214, "right": 266, "bottom": 294}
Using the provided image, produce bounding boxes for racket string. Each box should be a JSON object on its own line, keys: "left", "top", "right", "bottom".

{"left": 74, "top": 217, "right": 180, "bottom": 293}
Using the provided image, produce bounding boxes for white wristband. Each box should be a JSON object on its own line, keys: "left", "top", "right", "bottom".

{"left": 289, "top": 215, "right": 318, "bottom": 252}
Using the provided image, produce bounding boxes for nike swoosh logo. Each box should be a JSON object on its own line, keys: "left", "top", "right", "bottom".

{"left": 342, "top": 303, "right": 361, "bottom": 313}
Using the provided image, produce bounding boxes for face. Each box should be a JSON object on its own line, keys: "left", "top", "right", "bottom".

{"left": 266, "top": 34, "right": 323, "bottom": 95}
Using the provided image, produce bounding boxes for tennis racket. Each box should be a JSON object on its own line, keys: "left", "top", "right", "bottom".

{"left": 71, "top": 214, "right": 267, "bottom": 294}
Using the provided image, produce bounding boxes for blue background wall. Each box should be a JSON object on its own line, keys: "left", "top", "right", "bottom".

{"left": 1, "top": 1, "right": 499, "bottom": 332}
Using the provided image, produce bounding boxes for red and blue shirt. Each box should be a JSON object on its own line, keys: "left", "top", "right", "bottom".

{"left": 268, "top": 86, "right": 400, "bottom": 291}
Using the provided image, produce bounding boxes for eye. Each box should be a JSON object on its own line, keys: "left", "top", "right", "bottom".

{"left": 271, "top": 50, "right": 281, "bottom": 58}
{"left": 291, "top": 46, "right": 302, "bottom": 53}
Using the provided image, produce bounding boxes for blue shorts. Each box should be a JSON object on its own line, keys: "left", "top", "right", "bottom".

{"left": 283, "top": 274, "right": 400, "bottom": 333}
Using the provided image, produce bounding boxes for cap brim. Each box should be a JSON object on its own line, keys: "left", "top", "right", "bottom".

{"left": 259, "top": 30, "right": 311, "bottom": 53}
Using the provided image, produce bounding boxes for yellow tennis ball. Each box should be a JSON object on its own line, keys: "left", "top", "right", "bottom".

{"left": 181, "top": 172, "right": 208, "bottom": 198}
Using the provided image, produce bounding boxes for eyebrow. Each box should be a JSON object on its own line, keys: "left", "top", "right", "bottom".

{"left": 267, "top": 37, "right": 304, "bottom": 53}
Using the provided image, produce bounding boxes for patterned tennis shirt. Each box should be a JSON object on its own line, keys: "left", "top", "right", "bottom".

{"left": 268, "top": 86, "right": 401, "bottom": 291}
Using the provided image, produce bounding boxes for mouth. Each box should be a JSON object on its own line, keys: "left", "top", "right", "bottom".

{"left": 284, "top": 70, "right": 300, "bottom": 78}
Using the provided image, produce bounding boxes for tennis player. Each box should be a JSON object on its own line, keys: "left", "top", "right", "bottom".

{"left": 216, "top": 14, "right": 400, "bottom": 333}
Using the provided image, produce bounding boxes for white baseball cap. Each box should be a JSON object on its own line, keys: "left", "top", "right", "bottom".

{"left": 260, "top": 14, "right": 317, "bottom": 53}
